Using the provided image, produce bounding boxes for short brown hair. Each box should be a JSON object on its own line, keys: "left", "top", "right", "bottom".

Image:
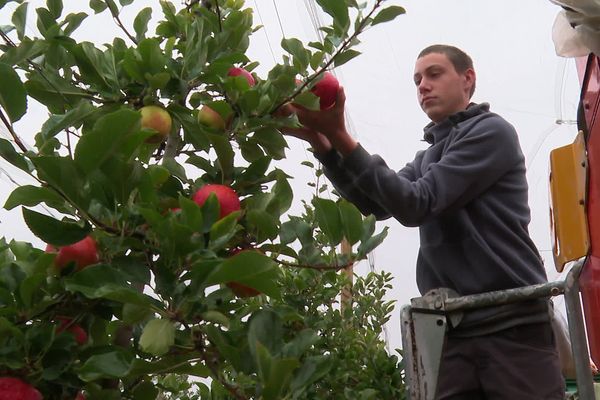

{"left": 418, "top": 45, "right": 476, "bottom": 97}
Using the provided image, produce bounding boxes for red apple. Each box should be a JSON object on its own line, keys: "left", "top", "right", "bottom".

{"left": 0, "top": 377, "right": 42, "bottom": 400}
{"left": 45, "top": 236, "right": 99, "bottom": 272}
{"left": 227, "top": 67, "right": 255, "bottom": 87}
{"left": 56, "top": 317, "right": 88, "bottom": 345}
{"left": 311, "top": 72, "right": 339, "bottom": 110}
{"left": 140, "top": 105, "right": 172, "bottom": 143}
{"left": 226, "top": 281, "right": 261, "bottom": 298}
{"left": 193, "top": 184, "right": 240, "bottom": 219}
{"left": 75, "top": 392, "right": 85, "bottom": 400}
{"left": 197, "top": 106, "right": 226, "bottom": 130}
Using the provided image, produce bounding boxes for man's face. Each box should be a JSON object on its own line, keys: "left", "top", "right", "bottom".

{"left": 413, "top": 52, "right": 474, "bottom": 123}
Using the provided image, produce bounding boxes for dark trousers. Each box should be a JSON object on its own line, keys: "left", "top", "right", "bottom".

{"left": 435, "top": 322, "right": 565, "bottom": 399}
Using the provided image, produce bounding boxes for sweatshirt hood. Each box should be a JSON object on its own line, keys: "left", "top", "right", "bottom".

{"left": 423, "top": 102, "right": 490, "bottom": 144}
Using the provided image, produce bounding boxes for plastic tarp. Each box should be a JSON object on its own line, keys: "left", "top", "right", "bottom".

{"left": 550, "top": 0, "right": 600, "bottom": 57}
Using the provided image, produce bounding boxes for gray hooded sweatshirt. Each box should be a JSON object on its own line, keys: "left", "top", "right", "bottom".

{"left": 315, "top": 103, "right": 549, "bottom": 335}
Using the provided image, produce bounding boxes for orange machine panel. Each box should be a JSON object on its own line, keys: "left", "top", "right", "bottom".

{"left": 549, "top": 131, "right": 589, "bottom": 272}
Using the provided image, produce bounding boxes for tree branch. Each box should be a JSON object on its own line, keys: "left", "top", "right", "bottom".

{"left": 271, "top": 0, "right": 385, "bottom": 113}
{"left": 105, "top": 1, "right": 138, "bottom": 45}
{"left": 275, "top": 257, "right": 353, "bottom": 271}
{"left": 0, "top": 108, "right": 28, "bottom": 153}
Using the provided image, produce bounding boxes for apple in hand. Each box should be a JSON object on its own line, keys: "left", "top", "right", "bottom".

{"left": 192, "top": 184, "right": 240, "bottom": 219}
{"left": 311, "top": 72, "right": 339, "bottom": 110}
{"left": 56, "top": 317, "right": 88, "bottom": 345}
{"left": 45, "top": 236, "right": 99, "bottom": 272}
{"left": 197, "top": 106, "right": 226, "bottom": 130}
{"left": 0, "top": 377, "right": 42, "bottom": 400}
{"left": 227, "top": 67, "right": 255, "bottom": 87}
{"left": 140, "top": 105, "right": 172, "bottom": 143}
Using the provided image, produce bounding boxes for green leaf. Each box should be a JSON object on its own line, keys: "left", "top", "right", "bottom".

{"left": 22, "top": 208, "right": 91, "bottom": 246}
{"left": 19, "top": 273, "right": 46, "bottom": 308}
{"left": 0, "top": 38, "right": 48, "bottom": 66}
{"left": 263, "top": 358, "right": 300, "bottom": 400}
{"left": 334, "top": 49, "right": 361, "bottom": 67}
{"left": 63, "top": 12, "right": 88, "bottom": 36}
{"left": 70, "top": 42, "right": 119, "bottom": 91}
{"left": 201, "top": 310, "right": 230, "bottom": 328}
{"left": 132, "top": 381, "right": 158, "bottom": 400}
{"left": 253, "top": 127, "right": 288, "bottom": 160}
{"left": 313, "top": 197, "right": 343, "bottom": 245}
{"left": 339, "top": 199, "right": 363, "bottom": 245}
{"left": 74, "top": 109, "right": 141, "bottom": 174}
{"left": 65, "top": 265, "right": 157, "bottom": 307}
{"left": 357, "top": 226, "right": 389, "bottom": 258}
{"left": 4, "top": 185, "right": 67, "bottom": 211}
{"left": 371, "top": 5, "right": 406, "bottom": 26}
{"left": 35, "top": 8, "right": 57, "bottom": 36}
{"left": 89, "top": 0, "right": 107, "bottom": 13}
{"left": 0, "top": 62, "right": 27, "bottom": 123}
{"left": 39, "top": 100, "right": 95, "bottom": 142}
{"left": 137, "top": 38, "right": 166, "bottom": 75}
{"left": 267, "top": 175, "right": 293, "bottom": 216}
{"left": 47, "top": 0, "right": 63, "bottom": 19}
{"left": 0, "top": 138, "right": 30, "bottom": 172}
{"left": 206, "top": 133, "right": 234, "bottom": 180}
{"left": 248, "top": 309, "right": 284, "bottom": 358}
{"left": 32, "top": 156, "right": 83, "bottom": 205}
{"left": 130, "top": 354, "right": 210, "bottom": 378}
{"left": 290, "top": 355, "right": 333, "bottom": 393}
{"left": 182, "top": 18, "right": 208, "bottom": 79}
{"left": 316, "top": 0, "right": 350, "bottom": 30}
{"left": 292, "top": 91, "right": 320, "bottom": 111}
{"left": 205, "top": 251, "right": 279, "bottom": 297}
{"left": 281, "top": 38, "right": 310, "bottom": 71}
{"left": 282, "top": 329, "right": 320, "bottom": 358}
{"left": 209, "top": 212, "right": 240, "bottom": 249}
{"left": 78, "top": 350, "right": 133, "bottom": 381}
{"left": 247, "top": 210, "right": 279, "bottom": 242}
{"left": 11, "top": 2, "right": 28, "bottom": 40}
{"left": 119, "top": 0, "right": 134, "bottom": 5}
{"left": 139, "top": 319, "right": 175, "bottom": 356}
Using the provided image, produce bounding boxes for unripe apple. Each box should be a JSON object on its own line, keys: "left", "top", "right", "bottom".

{"left": 57, "top": 317, "right": 88, "bottom": 345}
{"left": 45, "top": 236, "right": 99, "bottom": 272}
{"left": 197, "top": 106, "right": 226, "bottom": 130}
{"left": 192, "top": 184, "right": 240, "bottom": 219}
{"left": 0, "top": 377, "right": 42, "bottom": 400}
{"left": 227, "top": 67, "right": 255, "bottom": 87}
{"left": 311, "top": 72, "right": 339, "bottom": 110}
{"left": 140, "top": 105, "right": 172, "bottom": 143}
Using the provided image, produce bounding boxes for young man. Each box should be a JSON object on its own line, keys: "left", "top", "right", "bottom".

{"left": 282, "top": 45, "right": 565, "bottom": 399}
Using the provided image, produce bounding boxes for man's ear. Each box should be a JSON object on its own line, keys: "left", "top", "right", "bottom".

{"left": 464, "top": 68, "right": 476, "bottom": 97}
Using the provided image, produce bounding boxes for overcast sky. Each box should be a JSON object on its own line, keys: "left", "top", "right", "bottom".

{"left": 0, "top": 0, "right": 581, "bottom": 352}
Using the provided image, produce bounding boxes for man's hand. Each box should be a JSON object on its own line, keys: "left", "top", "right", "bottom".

{"left": 274, "top": 104, "right": 332, "bottom": 155}
{"left": 285, "top": 86, "right": 358, "bottom": 156}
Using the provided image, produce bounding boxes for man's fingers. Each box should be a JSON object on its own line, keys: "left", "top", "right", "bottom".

{"left": 273, "top": 103, "right": 294, "bottom": 117}
{"left": 336, "top": 86, "right": 346, "bottom": 108}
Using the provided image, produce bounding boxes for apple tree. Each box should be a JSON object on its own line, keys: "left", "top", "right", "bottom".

{"left": 0, "top": 0, "right": 406, "bottom": 398}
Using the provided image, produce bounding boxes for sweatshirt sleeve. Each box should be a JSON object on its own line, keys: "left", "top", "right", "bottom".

{"left": 314, "top": 149, "right": 390, "bottom": 219}
{"left": 339, "top": 116, "right": 523, "bottom": 227}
